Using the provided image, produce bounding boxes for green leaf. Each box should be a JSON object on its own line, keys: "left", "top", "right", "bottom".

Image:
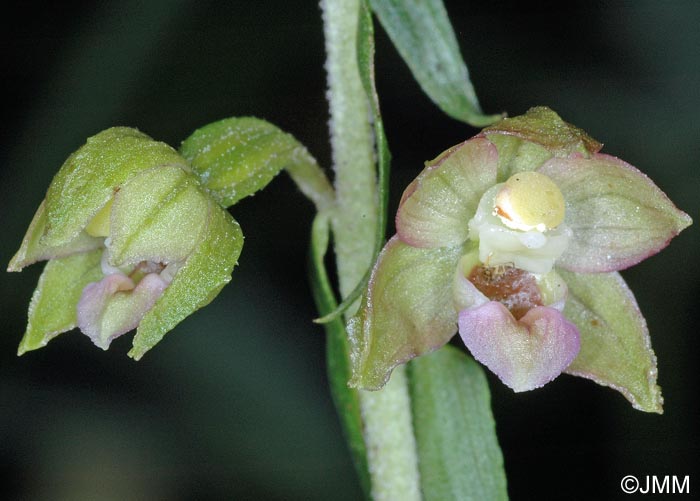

{"left": 369, "top": 0, "right": 501, "bottom": 127}
{"left": 18, "top": 249, "right": 103, "bottom": 355}
{"left": 44, "top": 127, "right": 187, "bottom": 247}
{"left": 408, "top": 345, "right": 508, "bottom": 501}
{"left": 347, "top": 236, "right": 462, "bottom": 390}
{"left": 358, "top": 0, "right": 390, "bottom": 247}
{"left": 309, "top": 213, "right": 371, "bottom": 499}
{"left": 180, "top": 117, "right": 334, "bottom": 211}
{"left": 559, "top": 269, "right": 663, "bottom": 413}
{"left": 129, "top": 200, "right": 243, "bottom": 360}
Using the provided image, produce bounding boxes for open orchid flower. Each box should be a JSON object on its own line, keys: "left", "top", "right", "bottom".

{"left": 8, "top": 127, "right": 243, "bottom": 360}
{"left": 347, "top": 107, "right": 691, "bottom": 412}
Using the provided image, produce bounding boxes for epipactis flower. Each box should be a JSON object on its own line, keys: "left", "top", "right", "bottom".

{"left": 8, "top": 127, "right": 243, "bottom": 359}
{"left": 348, "top": 107, "right": 691, "bottom": 412}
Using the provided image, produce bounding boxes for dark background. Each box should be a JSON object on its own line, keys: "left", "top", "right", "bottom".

{"left": 1, "top": 1, "right": 698, "bottom": 499}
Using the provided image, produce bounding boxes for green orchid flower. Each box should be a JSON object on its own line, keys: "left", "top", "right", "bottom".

{"left": 9, "top": 116, "right": 332, "bottom": 360}
{"left": 8, "top": 127, "right": 243, "bottom": 360}
{"left": 348, "top": 107, "right": 691, "bottom": 413}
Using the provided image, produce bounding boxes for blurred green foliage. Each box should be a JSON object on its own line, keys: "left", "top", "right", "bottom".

{"left": 1, "top": 1, "right": 698, "bottom": 499}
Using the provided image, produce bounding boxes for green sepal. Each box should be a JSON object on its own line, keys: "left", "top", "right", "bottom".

{"left": 180, "top": 117, "right": 334, "bottom": 210}
{"left": 409, "top": 345, "right": 508, "bottom": 501}
{"left": 8, "top": 200, "right": 102, "bottom": 272}
{"left": 486, "top": 134, "right": 553, "bottom": 183}
{"left": 369, "top": 0, "right": 501, "bottom": 127}
{"left": 347, "top": 236, "right": 462, "bottom": 390}
{"left": 44, "top": 127, "right": 188, "bottom": 247}
{"left": 484, "top": 106, "right": 602, "bottom": 158}
{"left": 108, "top": 165, "right": 210, "bottom": 267}
{"left": 559, "top": 269, "right": 663, "bottom": 413}
{"left": 129, "top": 200, "right": 244, "bottom": 360}
{"left": 541, "top": 154, "right": 693, "bottom": 273}
{"left": 17, "top": 249, "right": 103, "bottom": 355}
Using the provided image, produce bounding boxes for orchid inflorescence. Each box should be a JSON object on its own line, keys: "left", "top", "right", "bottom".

{"left": 8, "top": 108, "right": 690, "bottom": 413}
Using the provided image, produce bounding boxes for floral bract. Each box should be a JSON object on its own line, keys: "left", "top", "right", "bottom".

{"left": 347, "top": 107, "right": 691, "bottom": 412}
{"left": 8, "top": 127, "right": 243, "bottom": 359}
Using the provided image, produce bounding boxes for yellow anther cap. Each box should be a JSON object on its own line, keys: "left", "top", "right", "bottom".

{"left": 495, "top": 171, "right": 565, "bottom": 231}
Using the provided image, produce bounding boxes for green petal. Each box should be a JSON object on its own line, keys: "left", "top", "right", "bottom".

{"left": 108, "top": 166, "right": 210, "bottom": 266}
{"left": 44, "top": 127, "right": 187, "bottom": 247}
{"left": 541, "top": 154, "right": 692, "bottom": 273}
{"left": 483, "top": 106, "right": 602, "bottom": 158}
{"left": 18, "top": 249, "right": 103, "bottom": 355}
{"left": 559, "top": 269, "right": 663, "bottom": 413}
{"left": 408, "top": 345, "right": 508, "bottom": 501}
{"left": 396, "top": 137, "right": 498, "bottom": 248}
{"left": 8, "top": 200, "right": 102, "bottom": 271}
{"left": 129, "top": 201, "right": 244, "bottom": 360}
{"left": 347, "top": 236, "right": 462, "bottom": 390}
{"left": 180, "top": 116, "right": 333, "bottom": 209}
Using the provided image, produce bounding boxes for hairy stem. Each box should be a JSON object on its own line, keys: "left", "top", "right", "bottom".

{"left": 322, "top": 0, "right": 377, "bottom": 288}
{"left": 321, "top": 0, "right": 421, "bottom": 499}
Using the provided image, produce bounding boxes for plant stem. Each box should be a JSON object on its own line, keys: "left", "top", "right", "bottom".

{"left": 359, "top": 365, "right": 421, "bottom": 500}
{"left": 321, "top": 0, "right": 421, "bottom": 499}
{"left": 322, "top": 0, "right": 377, "bottom": 288}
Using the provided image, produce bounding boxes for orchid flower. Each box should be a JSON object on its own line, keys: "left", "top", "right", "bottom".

{"left": 347, "top": 107, "right": 691, "bottom": 412}
{"left": 8, "top": 127, "right": 243, "bottom": 360}
{"left": 9, "top": 117, "right": 332, "bottom": 360}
